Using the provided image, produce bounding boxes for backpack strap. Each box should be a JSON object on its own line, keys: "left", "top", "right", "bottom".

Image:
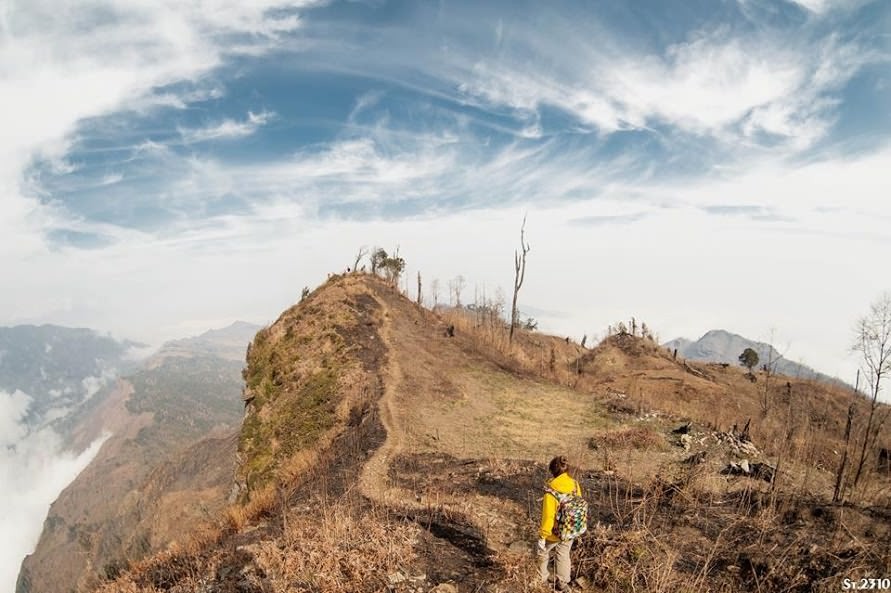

{"left": 544, "top": 486, "right": 566, "bottom": 502}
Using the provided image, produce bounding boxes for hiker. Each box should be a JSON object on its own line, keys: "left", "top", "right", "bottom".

{"left": 536, "top": 455, "right": 584, "bottom": 590}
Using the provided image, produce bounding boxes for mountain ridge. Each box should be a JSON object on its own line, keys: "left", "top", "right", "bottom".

{"left": 664, "top": 328, "right": 850, "bottom": 388}
{"left": 91, "top": 273, "right": 889, "bottom": 593}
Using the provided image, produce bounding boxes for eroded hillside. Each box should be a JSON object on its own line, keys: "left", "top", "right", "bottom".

{"left": 96, "top": 273, "right": 890, "bottom": 593}
{"left": 18, "top": 333, "right": 250, "bottom": 593}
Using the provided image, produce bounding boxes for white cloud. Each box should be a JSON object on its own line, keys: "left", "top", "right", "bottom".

{"left": 99, "top": 173, "right": 124, "bottom": 186}
{"left": 443, "top": 16, "right": 876, "bottom": 150}
{"left": 783, "top": 0, "right": 870, "bottom": 14}
{"left": 348, "top": 90, "right": 385, "bottom": 123}
{"left": 0, "top": 0, "right": 319, "bottom": 261}
{"left": 81, "top": 369, "right": 117, "bottom": 403}
{"left": 0, "top": 389, "right": 110, "bottom": 593}
{"left": 179, "top": 110, "right": 275, "bottom": 144}
{"left": 3, "top": 135, "right": 888, "bottom": 406}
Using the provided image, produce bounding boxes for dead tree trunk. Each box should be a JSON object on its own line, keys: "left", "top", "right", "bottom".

{"left": 509, "top": 215, "right": 530, "bottom": 345}
{"left": 852, "top": 294, "right": 891, "bottom": 487}
{"left": 416, "top": 272, "right": 422, "bottom": 306}
{"left": 833, "top": 400, "right": 856, "bottom": 503}
{"left": 352, "top": 246, "right": 368, "bottom": 272}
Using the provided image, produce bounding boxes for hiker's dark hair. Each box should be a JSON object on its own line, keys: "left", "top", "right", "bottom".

{"left": 548, "top": 455, "right": 569, "bottom": 478}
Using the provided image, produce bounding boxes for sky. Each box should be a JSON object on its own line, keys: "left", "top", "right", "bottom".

{"left": 2, "top": 0, "right": 891, "bottom": 392}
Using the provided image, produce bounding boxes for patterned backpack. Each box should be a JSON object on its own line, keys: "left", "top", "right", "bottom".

{"left": 546, "top": 481, "right": 588, "bottom": 541}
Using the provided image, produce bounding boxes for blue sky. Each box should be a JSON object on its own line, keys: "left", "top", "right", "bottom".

{"left": 2, "top": 0, "right": 891, "bottom": 387}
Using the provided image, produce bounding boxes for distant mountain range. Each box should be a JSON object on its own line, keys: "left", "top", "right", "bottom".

{"left": 0, "top": 325, "right": 142, "bottom": 429}
{"left": 152, "top": 321, "right": 260, "bottom": 362}
{"left": 663, "top": 329, "right": 849, "bottom": 388}
{"left": 7, "top": 321, "right": 260, "bottom": 593}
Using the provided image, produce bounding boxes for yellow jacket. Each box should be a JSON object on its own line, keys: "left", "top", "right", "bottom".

{"left": 539, "top": 472, "right": 582, "bottom": 541}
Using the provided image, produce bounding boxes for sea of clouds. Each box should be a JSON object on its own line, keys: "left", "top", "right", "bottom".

{"left": 0, "top": 388, "right": 110, "bottom": 593}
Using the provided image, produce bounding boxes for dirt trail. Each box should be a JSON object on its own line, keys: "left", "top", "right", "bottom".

{"left": 357, "top": 292, "right": 411, "bottom": 506}
{"left": 357, "top": 288, "right": 589, "bottom": 554}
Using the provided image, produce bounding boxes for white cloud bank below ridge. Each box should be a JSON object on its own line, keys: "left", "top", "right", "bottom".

{"left": 0, "top": 389, "right": 110, "bottom": 593}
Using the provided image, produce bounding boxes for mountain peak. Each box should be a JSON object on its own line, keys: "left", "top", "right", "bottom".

{"left": 665, "top": 329, "right": 846, "bottom": 387}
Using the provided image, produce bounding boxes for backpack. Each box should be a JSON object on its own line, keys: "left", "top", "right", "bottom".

{"left": 545, "top": 481, "right": 588, "bottom": 541}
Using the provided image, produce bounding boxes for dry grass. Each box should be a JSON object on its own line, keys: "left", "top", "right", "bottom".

{"left": 222, "top": 482, "right": 278, "bottom": 532}
{"left": 252, "top": 503, "right": 423, "bottom": 592}
{"left": 589, "top": 425, "right": 667, "bottom": 451}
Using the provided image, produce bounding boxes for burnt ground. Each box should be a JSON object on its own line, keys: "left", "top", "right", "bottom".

{"left": 390, "top": 452, "right": 891, "bottom": 592}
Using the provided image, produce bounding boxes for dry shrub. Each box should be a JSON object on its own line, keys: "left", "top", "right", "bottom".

{"left": 575, "top": 527, "right": 687, "bottom": 593}
{"left": 251, "top": 503, "right": 421, "bottom": 593}
{"left": 491, "top": 550, "right": 550, "bottom": 593}
{"left": 590, "top": 426, "right": 666, "bottom": 451}
{"left": 223, "top": 482, "right": 278, "bottom": 532}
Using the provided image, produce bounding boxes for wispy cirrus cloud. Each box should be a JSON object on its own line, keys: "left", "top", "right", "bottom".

{"left": 178, "top": 110, "right": 275, "bottom": 144}
{"left": 446, "top": 19, "right": 877, "bottom": 152}
{"left": 569, "top": 212, "right": 650, "bottom": 226}
{"left": 0, "top": 0, "right": 323, "bottom": 260}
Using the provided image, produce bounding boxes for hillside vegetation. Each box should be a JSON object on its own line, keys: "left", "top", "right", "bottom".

{"left": 96, "top": 273, "right": 890, "bottom": 593}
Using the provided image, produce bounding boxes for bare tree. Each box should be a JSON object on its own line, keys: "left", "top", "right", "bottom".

{"left": 759, "top": 330, "right": 787, "bottom": 412}
{"left": 851, "top": 292, "right": 891, "bottom": 487}
{"left": 416, "top": 271, "right": 422, "bottom": 306}
{"left": 449, "top": 275, "right": 466, "bottom": 307}
{"left": 833, "top": 398, "right": 857, "bottom": 503}
{"left": 509, "top": 215, "right": 531, "bottom": 345}
{"left": 430, "top": 278, "right": 440, "bottom": 308}
{"left": 352, "top": 246, "right": 368, "bottom": 272}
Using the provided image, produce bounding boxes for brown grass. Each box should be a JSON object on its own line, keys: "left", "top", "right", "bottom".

{"left": 589, "top": 425, "right": 667, "bottom": 451}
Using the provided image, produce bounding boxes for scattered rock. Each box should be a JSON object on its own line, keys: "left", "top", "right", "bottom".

{"left": 672, "top": 422, "right": 692, "bottom": 435}
{"left": 682, "top": 451, "right": 707, "bottom": 465}
{"left": 721, "top": 460, "right": 775, "bottom": 483}
{"left": 715, "top": 431, "right": 760, "bottom": 457}
{"left": 679, "top": 434, "right": 693, "bottom": 451}
{"left": 430, "top": 584, "right": 458, "bottom": 593}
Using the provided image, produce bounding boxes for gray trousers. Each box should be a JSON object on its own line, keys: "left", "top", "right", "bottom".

{"left": 536, "top": 539, "right": 572, "bottom": 584}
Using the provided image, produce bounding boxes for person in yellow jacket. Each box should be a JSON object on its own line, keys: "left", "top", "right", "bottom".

{"left": 536, "top": 455, "right": 581, "bottom": 590}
